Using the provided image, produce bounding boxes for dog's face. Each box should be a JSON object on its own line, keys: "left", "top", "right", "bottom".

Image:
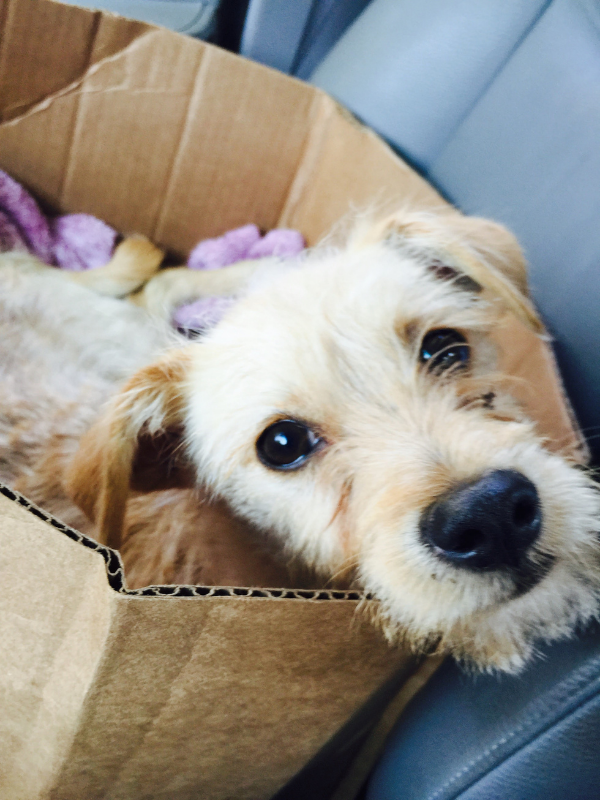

{"left": 67, "top": 211, "right": 600, "bottom": 671}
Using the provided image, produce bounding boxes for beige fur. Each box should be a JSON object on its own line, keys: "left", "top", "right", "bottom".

{"left": 67, "top": 234, "right": 164, "bottom": 297}
{"left": 1, "top": 214, "right": 599, "bottom": 672}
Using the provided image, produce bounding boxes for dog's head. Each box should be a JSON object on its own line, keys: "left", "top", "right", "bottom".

{"left": 66, "top": 210, "right": 600, "bottom": 671}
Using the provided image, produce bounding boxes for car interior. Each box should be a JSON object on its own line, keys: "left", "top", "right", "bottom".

{"left": 41, "top": 1, "right": 600, "bottom": 798}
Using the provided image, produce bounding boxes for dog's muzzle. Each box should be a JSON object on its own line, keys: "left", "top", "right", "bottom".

{"left": 420, "top": 470, "right": 542, "bottom": 572}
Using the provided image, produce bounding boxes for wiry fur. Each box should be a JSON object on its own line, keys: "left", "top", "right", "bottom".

{"left": 1, "top": 213, "right": 599, "bottom": 671}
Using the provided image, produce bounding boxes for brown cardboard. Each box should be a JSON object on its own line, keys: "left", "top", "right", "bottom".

{"left": 0, "top": 486, "right": 413, "bottom": 800}
{"left": 0, "top": 1, "right": 587, "bottom": 798}
{"left": 494, "top": 316, "right": 587, "bottom": 461}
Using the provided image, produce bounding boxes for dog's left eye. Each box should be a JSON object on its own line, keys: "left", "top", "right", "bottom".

{"left": 256, "top": 419, "right": 321, "bottom": 470}
{"left": 420, "top": 328, "right": 469, "bottom": 372}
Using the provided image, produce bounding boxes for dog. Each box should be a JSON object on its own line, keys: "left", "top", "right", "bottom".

{"left": 1, "top": 210, "right": 598, "bottom": 672}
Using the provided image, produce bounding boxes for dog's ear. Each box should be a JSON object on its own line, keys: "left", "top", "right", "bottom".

{"left": 64, "top": 349, "right": 195, "bottom": 550}
{"left": 357, "top": 210, "right": 543, "bottom": 334}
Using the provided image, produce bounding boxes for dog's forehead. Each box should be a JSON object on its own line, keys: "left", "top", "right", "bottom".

{"left": 190, "top": 242, "right": 484, "bottom": 429}
{"left": 227, "top": 242, "right": 475, "bottom": 348}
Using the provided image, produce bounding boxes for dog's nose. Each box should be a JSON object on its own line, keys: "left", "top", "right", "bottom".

{"left": 419, "top": 470, "right": 541, "bottom": 571}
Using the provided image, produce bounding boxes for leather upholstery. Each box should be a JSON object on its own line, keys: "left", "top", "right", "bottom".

{"left": 240, "top": 0, "right": 372, "bottom": 78}
{"left": 311, "top": 0, "right": 549, "bottom": 171}
{"left": 366, "top": 623, "right": 600, "bottom": 800}
{"left": 240, "top": 0, "right": 316, "bottom": 73}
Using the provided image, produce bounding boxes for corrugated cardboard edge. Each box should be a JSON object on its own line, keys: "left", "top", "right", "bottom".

{"left": 0, "top": 482, "right": 365, "bottom": 601}
{"left": 0, "top": 484, "right": 415, "bottom": 799}
{"left": 0, "top": 489, "right": 116, "bottom": 798}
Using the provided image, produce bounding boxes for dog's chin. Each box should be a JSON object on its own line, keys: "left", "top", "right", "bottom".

{"left": 368, "top": 552, "right": 600, "bottom": 673}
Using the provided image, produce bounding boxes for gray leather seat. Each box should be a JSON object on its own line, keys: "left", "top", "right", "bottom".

{"left": 241, "top": 2, "right": 600, "bottom": 798}
{"left": 240, "top": 0, "right": 373, "bottom": 78}
{"left": 367, "top": 623, "right": 600, "bottom": 800}
{"left": 59, "top": 0, "right": 219, "bottom": 37}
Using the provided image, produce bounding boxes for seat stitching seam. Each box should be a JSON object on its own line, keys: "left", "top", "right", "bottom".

{"left": 425, "top": 659, "right": 600, "bottom": 800}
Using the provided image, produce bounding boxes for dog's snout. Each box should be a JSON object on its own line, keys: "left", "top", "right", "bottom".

{"left": 420, "top": 470, "right": 541, "bottom": 571}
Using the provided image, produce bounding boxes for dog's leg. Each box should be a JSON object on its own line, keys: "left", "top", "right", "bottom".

{"left": 66, "top": 236, "right": 164, "bottom": 298}
{"left": 130, "top": 257, "right": 279, "bottom": 320}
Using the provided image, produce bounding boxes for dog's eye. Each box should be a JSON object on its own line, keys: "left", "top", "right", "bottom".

{"left": 256, "top": 420, "right": 321, "bottom": 470}
{"left": 420, "top": 329, "right": 469, "bottom": 372}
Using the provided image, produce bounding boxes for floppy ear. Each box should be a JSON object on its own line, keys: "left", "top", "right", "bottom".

{"left": 64, "top": 349, "right": 195, "bottom": 550}
{"left": 355, "top": 209, "right": 543, "bottom": 334}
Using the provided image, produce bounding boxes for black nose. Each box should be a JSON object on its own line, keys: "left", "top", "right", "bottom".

{"left": 420, "top": 470, "right": 542, "bottom": 571}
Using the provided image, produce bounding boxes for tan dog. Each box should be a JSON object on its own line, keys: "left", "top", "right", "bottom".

{"left": 1, "top": 210, "right": 599, "bottom": 671}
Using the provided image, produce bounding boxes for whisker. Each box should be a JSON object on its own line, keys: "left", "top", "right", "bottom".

{"left": 324, "top": 556, "right": 361, "bottom": 587}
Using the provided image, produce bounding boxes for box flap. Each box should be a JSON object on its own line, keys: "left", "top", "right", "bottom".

{"left": 0, "top": 0, "right": 149, "bottom": 124}
{"left": 0, "top": 0, "right": 324, "bottom": 255}
{"left": 278, "top": 99, "right": 445, "bottom": 241}
{"left": 0, "top": 491, "right": 114, "bottom": 798}
{"left": 0, "top": 485, "right": 412, "bottom": 799}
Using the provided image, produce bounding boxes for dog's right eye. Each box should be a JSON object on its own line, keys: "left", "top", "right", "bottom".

{"left": 419, "top": 328, "right": 469, "bottom": 372}
{"left": 256, "top": 419, "right": 321, "bottom": 471}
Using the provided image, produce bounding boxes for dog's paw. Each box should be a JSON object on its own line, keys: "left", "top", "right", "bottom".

{"left": 66, "top": 235, "right": 165, "bottom": 298}
{"left": 111, "top": 235, "right": 165, "bottom": 283}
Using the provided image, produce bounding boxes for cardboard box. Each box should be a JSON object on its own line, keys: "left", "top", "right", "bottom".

{"left": 0, "top": 1, "right": 585, "bottom": 798}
